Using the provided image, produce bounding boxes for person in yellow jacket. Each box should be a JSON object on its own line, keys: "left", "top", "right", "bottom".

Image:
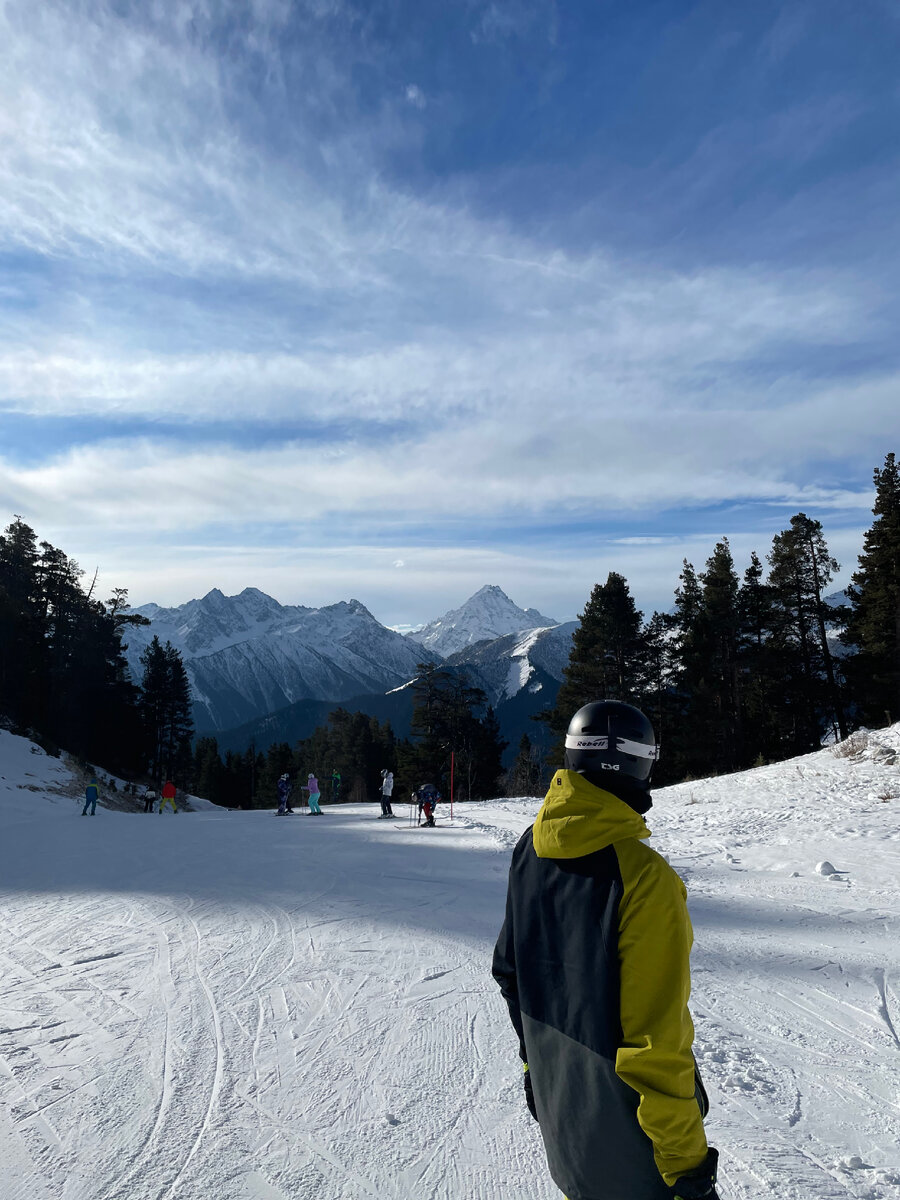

{"left": 492, "top": 701, "right": 719, "bottom": 1200}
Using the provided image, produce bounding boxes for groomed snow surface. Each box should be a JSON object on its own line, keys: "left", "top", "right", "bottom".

{"left": 1, "top": 727, "right": 899, "bottom": 1200}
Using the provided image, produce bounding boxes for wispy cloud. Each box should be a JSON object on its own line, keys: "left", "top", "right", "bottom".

{"left": 0, "top": 0, "right": 894, "bottom": 619}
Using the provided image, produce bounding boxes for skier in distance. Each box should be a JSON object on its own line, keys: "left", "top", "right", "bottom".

{"left": 306, "top": 773, "right": 323, "bottom": 815}
{"left": 82, "top": 777, "right": 100, "bottom": 816}
{"left": 276, "top": 772, "right": 293, "bottom": 815}
{"left": 492, "top": 700, "right": 719, "bottom": 1200}
{"left": 159, "top": 779, "right": 178, "bottom": 814}
{"left": 415, "top": 782, "right": 439, "bottom": 827}
{"left": 379, "top": 769, "right": 394, "bottom": 818}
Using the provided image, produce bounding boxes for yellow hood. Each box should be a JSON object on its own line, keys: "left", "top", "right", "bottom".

{"left": 532, "top": 770, "right": 651, "bottom": 859}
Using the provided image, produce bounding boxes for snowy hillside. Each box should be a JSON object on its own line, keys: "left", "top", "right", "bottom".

{"left": 2, "top": 726, "right": 899, "bottom": 1200}
{"left": 446, "top": 620, "right": 577, "bottom": 705}
{"left": 123, "top": 589, "right": 429, "bottom": 732}
{"left": 406, "top": 584, "right": 558, "bottom": 659}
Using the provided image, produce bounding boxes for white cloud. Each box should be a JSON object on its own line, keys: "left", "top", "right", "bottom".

{"left": 12, "top": 516, "right": 867, "bottom": 630}
{"left": 0, "top": 419, "right": 877, "bottom": 543}
{"left": 0, "top": 0, "right": 886, "bottom": 623}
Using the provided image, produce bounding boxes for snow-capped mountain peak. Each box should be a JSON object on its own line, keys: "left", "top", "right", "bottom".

{"left": 406, "top": 585, "right": 558, "bottom": 659}
{"left": 122, "top": 588, "right": 428, "bottom": 732}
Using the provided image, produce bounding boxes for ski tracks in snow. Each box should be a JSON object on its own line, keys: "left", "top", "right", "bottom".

{"left": 0, "top": 808, "right": 552, "bottom": 1200}
{"left": 6, "top": 777, "right": 898, "bottom": 1200}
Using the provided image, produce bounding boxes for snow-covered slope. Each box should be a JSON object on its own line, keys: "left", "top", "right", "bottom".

{"left": 123, "top": 588, "right": 429, "bottom": 732}
{"left": 0, "top": 729, "right": 212, "bottom": 813}
{"left": 406, "top": 584, "right": 558, "bottom": 659}
{"left": 2, "top": 726, "right": 899, "bottom": 1200}
{"left": 446, "top": 620, "right": 577, "bottom": 705}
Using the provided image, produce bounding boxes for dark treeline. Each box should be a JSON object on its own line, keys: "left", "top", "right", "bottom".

{"left": 542, "top": 452, "right": 900, "bottom": 787}
{"left": 191, "top": 661, "right": 508, "bottom": 809}
{"left": 0, "top": 516, "right": 194, "bottom": 785}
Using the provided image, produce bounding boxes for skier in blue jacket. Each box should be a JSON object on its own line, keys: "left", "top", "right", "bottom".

{"left": 82, "top": 778, "right": 100, "bottom": 816}
{"left": 276, "top": 773, "right": 293, "bottom": 815}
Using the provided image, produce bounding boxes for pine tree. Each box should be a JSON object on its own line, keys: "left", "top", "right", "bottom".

{"left": 768, "top": 513, "right": 847, "bottom": 750}
{"left": 843, "top": 452, "right": 900, "bottom": 725}
{"left": 289, "top": 708, "right": 398, "bottom": 807}
{"left": 0, "top": 517, "right": 44, "bottom": 729}
{"left": 408, "top": 663, "right": 506, "bottom": 799}
{"left": 1, "top": 519, "right": 145, "bottom": 768}
{"left": 139, "top": 637, "right": 194, "bottom": 787}
{"left": 696, "top": 540, "right": 743, "bottom": 772}
{"left": 506, "top": 733, "right": 544, "bottom": 796}
{"left": 546, "top": 573, "right": 646, "bottom": 756}
{"left": 193, "top": 736, "right": 226, "bottom": 803}
{"left": 737, "top": 551, "right": 782, "bottom": 763}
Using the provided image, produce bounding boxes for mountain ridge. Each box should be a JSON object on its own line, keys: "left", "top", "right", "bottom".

{"left": 405, "top": 583, "right": 558, "bottom": 659}
{"left": 125, "top": 584, "right": 570, "bottom": 748}
{"left": 123, "top": 589, "right": 432, "bottom": 732}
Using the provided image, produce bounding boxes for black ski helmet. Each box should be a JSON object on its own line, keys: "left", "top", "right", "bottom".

{"left": 564, "top": 700, "right": 659, "bottom": 788}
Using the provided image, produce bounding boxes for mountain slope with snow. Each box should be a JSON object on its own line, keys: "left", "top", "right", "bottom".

{"left": 123, "top": 589, "right": 430, "bottom": 732}
{"left": 2, "top": 725, "right": 899, "bottom": 1200}
{"left": 405, "top": 584, "right": 558, "bottom": 659}
{"left": 446, "top": 620, "right": 577, "bottom": 706}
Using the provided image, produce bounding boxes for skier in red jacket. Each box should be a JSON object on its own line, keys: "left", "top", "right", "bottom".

{"left": 159, "top": 779, "right": 178, "bottom": 814}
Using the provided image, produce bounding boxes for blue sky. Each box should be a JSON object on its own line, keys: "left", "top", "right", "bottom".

{"left": 0, "top": 0, "right": 897, "bottom": 626}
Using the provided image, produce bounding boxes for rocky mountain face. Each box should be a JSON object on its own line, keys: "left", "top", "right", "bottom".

{"left": 446, "top": 621, "right": 577, "bottom": 707}
{"left": 124, "top": 584, "right": 573, "bottom": 757}
{"left": 123, "top": 588, "right": 431, "bottom": 733}
{"left": 405, "top": 584, "right": 558, "bottom": 659}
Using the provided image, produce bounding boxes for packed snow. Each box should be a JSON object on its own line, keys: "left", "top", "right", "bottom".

{"left": 1, "top": 727, "right": 899, "bottom": 1200}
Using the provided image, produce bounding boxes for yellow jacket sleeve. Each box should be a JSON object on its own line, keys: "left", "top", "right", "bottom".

{"left": 613, "top": 838, "right": 708, "bottom": 1186}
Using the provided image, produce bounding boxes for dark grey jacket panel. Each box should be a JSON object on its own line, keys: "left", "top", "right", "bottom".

{"left": 523, "top": 1013, "right": 671, "bottom": 1200}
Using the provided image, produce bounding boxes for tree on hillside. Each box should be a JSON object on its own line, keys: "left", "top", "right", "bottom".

{"left": 0, "top": 517, "right": 45, "bottom": 730}
{"left": 505, "top": 732, "right": 545, "bottom": 796}
{"left": 843, "top": 452, "right": 900, "bottom": 726}
{"left": 673, "top": 541, "right": 744, "bottom": 775}
{"left": 737, "top": 551, "right": 783, "bottom": 764}
{"left": 767, "top": 513, "right": 847, "bottom": 750}
{"left": 0, "top": 518, "right": 146, "bottom": 769}
{"left": 140, "top": 636, "right": 194, "bottom": 787}
{"left": 544, "top": 573, "right": 646, "bottom": 758}
{"left": 257, "top": 741, "right": 296, "bottom": 808}
{"left": 294, "top": 708, "right": 397, "bottom": 806}
{"left": 408, "top": 662, "right": 506, "bottom": 800}
{"left": 192, "top": 736, "right": 226, "bottom": 805}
